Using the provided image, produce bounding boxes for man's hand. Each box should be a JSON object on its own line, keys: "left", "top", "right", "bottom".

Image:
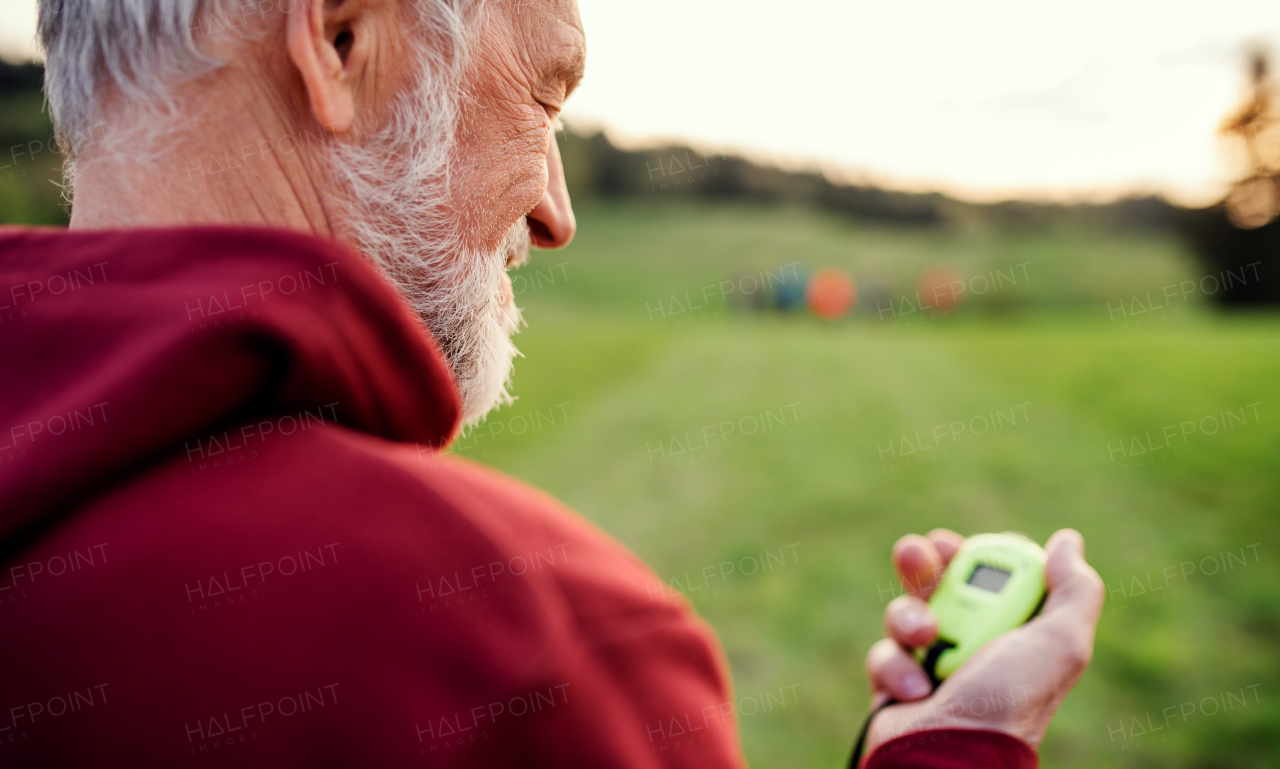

{"left": 862, "top": 528, "right": 1104, "bottom": 765}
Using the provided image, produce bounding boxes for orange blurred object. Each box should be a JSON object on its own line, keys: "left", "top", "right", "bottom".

{"left": 918, "top": 266, "right": 964, "bottom": 310}
{"left": 806, "top": 268, "right": 856, "bottom": 320}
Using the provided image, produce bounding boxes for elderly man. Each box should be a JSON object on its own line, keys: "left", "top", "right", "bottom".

{"left": 0, "top": 0, "right": 1102, "bottom": 766}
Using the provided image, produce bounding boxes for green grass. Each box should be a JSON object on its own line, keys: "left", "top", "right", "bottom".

{"left": 0, "top": 93, "right": 68, "bottom": 227}
{"left": 459, "top": 200, "right": 1280, "bottom": 768}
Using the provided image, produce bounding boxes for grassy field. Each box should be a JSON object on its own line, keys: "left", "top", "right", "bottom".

{"left": 461, "top": 200, "right": 1280, "bottom": 768}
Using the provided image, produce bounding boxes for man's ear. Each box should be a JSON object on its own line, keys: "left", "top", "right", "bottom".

{"left": 286, "top": 0, "right": 359, "bottom": 134}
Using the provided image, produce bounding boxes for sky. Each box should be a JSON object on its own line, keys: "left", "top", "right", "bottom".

{"left": 2, "top": 0, "right": 1277, "bottom": 205}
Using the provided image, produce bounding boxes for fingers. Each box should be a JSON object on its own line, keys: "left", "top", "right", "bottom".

{"left": 926, "top": 529, "right": 965, "bottom": 565}
{"left": 885, "top": 595, "right": 938, "bottom": 648}
{"left": 892, "top": 535, "right": 945, "bottom": 599}
{"left": 866, "top": 638, "right": 933, "bottom": 702}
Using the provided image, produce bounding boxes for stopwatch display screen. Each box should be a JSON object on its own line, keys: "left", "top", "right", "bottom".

{"left": 967, "top": 563, "right": 1012, "bottom": 593}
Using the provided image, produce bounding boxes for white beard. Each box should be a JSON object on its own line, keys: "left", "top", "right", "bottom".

{"left": 322, "top": 48, "right": 529, "bottom": 428}
{"left": 426, "top": 219, "right": 529, "bottom": 427}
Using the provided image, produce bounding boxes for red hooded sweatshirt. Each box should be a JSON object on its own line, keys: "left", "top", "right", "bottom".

{"left": 0, "top": 226, "right": 1035, "bottom": 768}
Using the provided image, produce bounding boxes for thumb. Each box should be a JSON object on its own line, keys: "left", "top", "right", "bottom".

{"left": 1039, "top": 528, "right": 1105, "bottom": 632}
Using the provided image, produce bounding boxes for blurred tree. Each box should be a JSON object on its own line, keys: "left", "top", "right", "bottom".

{"left": 1220, "top": 48, "right": 1280, "bottom": 229}
{"left": 558, "top": 126, "right": 1178, "bottom": 232}
{"left": 1181, "top": 46, "right": 1280, "bottom": 305}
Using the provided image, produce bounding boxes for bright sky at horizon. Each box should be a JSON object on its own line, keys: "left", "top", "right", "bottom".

{"left": 2, "top": 0, "right": 1277, "bottom": 205}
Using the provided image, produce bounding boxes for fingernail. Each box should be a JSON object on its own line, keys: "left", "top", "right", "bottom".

{"left": 1069, "top": 531, "right": 1085, "bottom": 556}
{"left": 1054, "top": 529, "right": 1084, "bottom": 556}
{"left": 903, "top": 674, "right": 931, "bottom": 699}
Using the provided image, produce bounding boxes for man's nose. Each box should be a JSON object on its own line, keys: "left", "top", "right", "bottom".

{"left": 527, "top": 134, "right": 576, "bottom": 249}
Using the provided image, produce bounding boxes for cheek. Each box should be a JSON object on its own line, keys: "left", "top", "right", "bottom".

{"left": 509, "top": 117, "right": 552, "bottom": 197}
{"left": 454, "top": 118, "right": 549, "bottom": 250}
{"left": 501, "top": 139, "right": 549, "bottom": 214}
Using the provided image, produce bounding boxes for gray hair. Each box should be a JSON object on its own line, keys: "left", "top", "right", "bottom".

{"left": 37, "top": 0, "right": 480, "bottom": 159}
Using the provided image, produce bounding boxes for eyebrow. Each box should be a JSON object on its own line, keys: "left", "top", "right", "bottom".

{"left": 544, "top": 42, "right": 586, "bottom": 99}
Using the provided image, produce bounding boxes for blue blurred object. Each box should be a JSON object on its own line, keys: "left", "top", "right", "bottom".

{"left": 773, "top": 265, "right": 809, "bottom": 312}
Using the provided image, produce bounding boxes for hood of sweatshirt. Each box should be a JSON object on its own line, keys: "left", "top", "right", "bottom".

{"left": 0, "top": 225, "right": 461, "bottom": 551}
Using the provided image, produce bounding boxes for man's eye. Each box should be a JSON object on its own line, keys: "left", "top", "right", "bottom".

{"left": 537, "top": 102, "right": 563, "bottom": 132}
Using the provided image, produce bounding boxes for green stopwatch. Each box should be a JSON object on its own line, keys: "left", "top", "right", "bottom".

{"left": 917, "top": 532, "right": 1048, "bottom": 682}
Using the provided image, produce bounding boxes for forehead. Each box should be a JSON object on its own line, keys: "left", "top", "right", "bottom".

{"left": 501, "top": 0, "right": 583, "bottom": 37}
{"left": 491, "top": 0, "right": 585, "bottom": 78}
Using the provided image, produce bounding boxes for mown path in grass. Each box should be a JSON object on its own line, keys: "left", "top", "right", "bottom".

{"left": 457, "top": 310, "right": 1280, "bottom": 769}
